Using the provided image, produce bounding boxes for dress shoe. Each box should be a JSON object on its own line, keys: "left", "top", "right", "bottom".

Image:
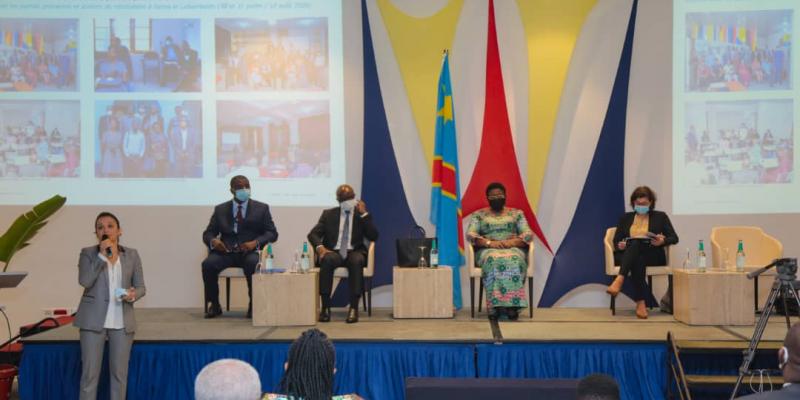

{"left": 345, "top": 307, "right": 359, "bottom": 324}
{"left": 507, "top": 307, "right": 519, "bottom": 321}
{"left": 204, "top": 303, "right": 222, "bottom": 319}
{"left": 635, "top": 301, "right": 648, "bottom": 319}
{"left": 318, "top": 308, "right": 331, "bottom": 323}
{"left": 606, "top": 276, "right": 625, "bottom": 297}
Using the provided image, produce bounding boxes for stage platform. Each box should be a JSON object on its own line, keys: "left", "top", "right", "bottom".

{"left": 18, "top": 308, "right": 791, "bottom": 400}
{"left": 21, "top": 307, "right": 792, "bottom": 343}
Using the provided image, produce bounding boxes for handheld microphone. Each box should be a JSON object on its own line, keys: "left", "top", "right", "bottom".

{"left": 101, "top": 234, "right": 112, "bottom": 257}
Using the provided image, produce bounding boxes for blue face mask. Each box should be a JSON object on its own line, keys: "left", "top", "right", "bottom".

{"left": 634, "top": 205, "right": 650, "bottom": 215}
{"left": 234, "top": 188, "right": 250, "bottom": 202}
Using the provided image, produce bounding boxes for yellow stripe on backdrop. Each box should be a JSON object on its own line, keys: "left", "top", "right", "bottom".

{"left": 517, "top": 0, "right": 596, "bottom": 211}
{"left": 375, "top": 0, "right": 464, "bottom": 167}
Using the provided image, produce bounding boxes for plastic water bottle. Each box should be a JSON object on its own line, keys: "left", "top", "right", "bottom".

{"left": 430, "top": 239, "right": 439, "bottom": 268}
{"left": 735, "top": 240, "right": 745, "bottom": 273}
{"left": 300, "top": 241, "right": 310, "bottom": 273}
{"left": 265, "top": 244, "right": 274, "bottom": 271}
{"left": 697, "top": 240, "right": 707, "bottom": 273}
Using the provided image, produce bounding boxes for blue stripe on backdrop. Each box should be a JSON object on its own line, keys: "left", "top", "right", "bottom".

{"left": 538, "top": 0, "right": 643, "bottom": 307}
{"left": 19, "top": 342, "right": 476, "bottom": 400}
{"left": 476, "top": 342, "right": 666, "bottom": 400}
{"left": 348, "top": 0, "right": 422, "bottom": 304}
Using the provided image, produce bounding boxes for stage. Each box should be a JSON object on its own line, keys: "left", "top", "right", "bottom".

{"left": 18, "top": 308, "right": 791, "bottom": 400}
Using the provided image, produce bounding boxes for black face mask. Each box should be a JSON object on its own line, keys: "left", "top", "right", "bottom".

{"left": 489, "top": 198, "right": 505, "bottom": 211}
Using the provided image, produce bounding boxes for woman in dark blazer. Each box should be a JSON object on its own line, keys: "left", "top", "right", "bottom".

{"left": 606, "top": 186, "right": 678, "bottom": 319}
{"left": 74, "top": 211, "right": 145, "bottom": 400}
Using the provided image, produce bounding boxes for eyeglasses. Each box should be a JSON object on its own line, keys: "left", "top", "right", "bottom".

{"left": 487, "top": 195, "right": 505, "bottom": 200}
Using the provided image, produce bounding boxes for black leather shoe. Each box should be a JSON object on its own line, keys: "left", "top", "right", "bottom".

{"left": 507, "top": 308, "right": 519, "bottom": 321}
{"left": 345, "top": 307, "right": 359, "bottom": 324}
{"left": 204, "top": 303, "right": 222, "bottom": 319}
{"left": 318, "top": 308, "right": 331, "bottom": 322}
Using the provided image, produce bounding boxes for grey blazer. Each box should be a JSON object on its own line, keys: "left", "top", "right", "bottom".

{"left": 73, "top": 245, "right": 146, "bottom": 333}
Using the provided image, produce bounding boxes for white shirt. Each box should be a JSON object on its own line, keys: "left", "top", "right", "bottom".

{"left": 99, "top": 253, "right": 124, "bottom": 330}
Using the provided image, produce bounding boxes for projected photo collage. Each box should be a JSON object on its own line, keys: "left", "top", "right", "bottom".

{"left": 214, "top": 18, "right": 331, "bottom": 180}
{"left": 682, "top": 9, "right": 794, "bottom": 186}
{"left": 0, "top": 16, "right": 332, "bottom": 181}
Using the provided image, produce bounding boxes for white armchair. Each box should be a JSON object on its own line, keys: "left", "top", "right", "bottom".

{"left": 311, "top": 242, "right": 376, "bottom": 316}
{"left": 465, "top": 242, "right": 534, "bottom": 318}
{"left": 710, "top": 226, "right": 782, "bottom": 311}
{"left": 604, "top": 227, "right": 672, "bottom": 315}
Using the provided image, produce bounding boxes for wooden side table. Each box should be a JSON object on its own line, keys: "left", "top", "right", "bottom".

{"left": 673, "top": 269, "right": 754, "bottom": 326}
{"left": 252, "top": 271, "right": 318, "bottom": 326}
{"left": 393, "top": 267, "right": 453, "bottom": 318}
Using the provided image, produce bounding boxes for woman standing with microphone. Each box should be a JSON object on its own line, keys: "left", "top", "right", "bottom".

{"left": 74, "top": 212, "right": 146, "bottom": 400}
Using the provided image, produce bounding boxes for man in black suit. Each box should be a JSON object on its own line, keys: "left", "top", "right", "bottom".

{"left": 202, "top": 175, "right": 278, "bottom": 319}
{"left": 308, "top": 184, "right": 379, "bottom": 323}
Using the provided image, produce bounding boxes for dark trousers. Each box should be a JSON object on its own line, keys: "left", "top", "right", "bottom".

{"left": 614, "top": 241, "right": 664, "bottom": 303}
{"left": 318, "top": 250, "right": 366, "bottom": 309}
{"left": 201, "top": 251, "right": 259, "bottom": 308}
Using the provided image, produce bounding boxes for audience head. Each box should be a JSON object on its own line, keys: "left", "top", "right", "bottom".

{"left": 629, "top": 186, "right": 656, "bottom": 212}
{"left": 485, "top": 182, "right": 506, "bottom": 212}
{"left": 194, "top": 358, "right": 262, "bottom": 400}
{"left": 280, "top": 328, "right": 336, "bottom": 400}
{"left": 780, "top": 323, "right": 800, "bottom": 383}
{"left": 576, "top": 373, "right": 620, "bottom": 400}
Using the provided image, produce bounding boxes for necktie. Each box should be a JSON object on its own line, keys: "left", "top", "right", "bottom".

{"left": 236, "top": 204, "right": 244, "bottom": 231}
{"left": 339, "top": 210, "right": 350, "bottom": 258}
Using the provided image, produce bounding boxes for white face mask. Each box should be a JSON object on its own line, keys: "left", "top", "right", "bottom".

{"left": 340, "top": 198, "right": 357, "bottom": 212}
{"left": 780, "top": 346, "right": 790, "bottom": 369}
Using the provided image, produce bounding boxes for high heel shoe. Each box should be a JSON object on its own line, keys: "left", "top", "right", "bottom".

{"left": 606, "top": 276, "right": 624, "bottom": 297}
{"left": 635, "top": 301, "right": 648, "bottom": 319}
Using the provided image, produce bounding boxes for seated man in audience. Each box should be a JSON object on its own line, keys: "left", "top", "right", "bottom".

{"left": 738, "top": 322, "right": 800, "bottom": 399}
{"left": 577, "top": 373, "right": 619, "bottom": 400}
{"left": 308, "top": 184, "right": 378, "bottom": 324}
{"left": 202, "top": 175, "right": 278, "bottom": 319}
{"left": 195, "top": 359, "right": 262, "bottom": 400}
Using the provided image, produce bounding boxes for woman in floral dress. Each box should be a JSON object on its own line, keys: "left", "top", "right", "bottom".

{"left": 467, "top": 182, "right": 533, "bottom": 321}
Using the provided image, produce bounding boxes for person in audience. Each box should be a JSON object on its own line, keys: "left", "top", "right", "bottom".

{"left": 195, "top": 359, "right": 262, "bottom": 400}
{"left": 308, "top": 184, "right": 379, "bottom": 324}
{"left": 265, "top": 328, "right": 362, "bottom": 400}
{"left": 201, "top": 175, "right": 278, "bottom": 319}
{"left": 738, "top": 322, "right": 800, "bottom": 399}
{"left": 606, "top": 186, "right": 678, "bottom": 319}
{"left": 74, "top": 212, "right": 146, "bottom": 400}
{"left": 576, "top": 374, "right": 620, "bottom": 400}
{"left": 467, "top": 182, "right": 533, "bottom": 321}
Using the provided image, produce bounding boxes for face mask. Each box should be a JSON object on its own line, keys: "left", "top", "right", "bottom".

{"left": 234, "top": 188, "right": 250, "bottom": 202}
{"left": 780, "top": 346, "right": 789, "bottom": 369}
{"left": 489, "top": 198, "right": 505, "bottom": 211}
{"left": 634, "top": 205, "right": 650, "bottom": 215}
{"left": 340, "top": 198, "right": 357, "bottom": 212}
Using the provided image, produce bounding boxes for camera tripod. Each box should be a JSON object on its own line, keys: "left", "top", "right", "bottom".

{"left": 730, "top": 258, "right": 800, "bottom": 399}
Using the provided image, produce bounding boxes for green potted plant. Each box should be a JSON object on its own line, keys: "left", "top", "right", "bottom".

{"left": 0, "top": 195, "right": 66, "bottom": 272}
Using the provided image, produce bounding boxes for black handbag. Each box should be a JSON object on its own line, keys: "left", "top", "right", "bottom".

{"left": 395, "top": 226, "right": 435, "bottom": 267}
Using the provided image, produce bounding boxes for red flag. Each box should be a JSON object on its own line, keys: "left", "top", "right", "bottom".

{"left": 462, "top": 0, "right": 552, "bottom": 253}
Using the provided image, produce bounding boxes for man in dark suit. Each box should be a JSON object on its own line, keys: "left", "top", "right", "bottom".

{"left": 738, "top": 322, "right": 800, "bottom": 399}
{"left": 202, "top": 175, "right": 278, "bottom": 318}
{"left": 308, "top": 184, "right": 379, "bottom": 323}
